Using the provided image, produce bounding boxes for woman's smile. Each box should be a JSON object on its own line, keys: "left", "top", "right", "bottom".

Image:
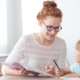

{"left": 47, "top": 33, "right": 54, "bottom": 37}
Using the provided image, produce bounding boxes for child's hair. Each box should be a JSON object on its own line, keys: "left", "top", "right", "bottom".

{"left": 75, "top": 40, "right": 80, "bottom": 52}
{"left": 37, "top": 0, "right": 62, "bottom": 21}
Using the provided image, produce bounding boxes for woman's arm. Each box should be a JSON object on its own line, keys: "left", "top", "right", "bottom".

{"left": 4, "top": 66, "right": 18, "bottom": 75}
{"left": 4, "top": 66, "right": 30, "bottom": 75}
{"left": 2, "top": 36, "right": 26, "bottom": 75}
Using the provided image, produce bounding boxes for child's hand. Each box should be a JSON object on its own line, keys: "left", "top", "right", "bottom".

{"left": 56, "top": 68, "right": 63, "bottom": 77}
{"left": 64, "top": 74, "right": 79, "bottom": 78}
{"left": 45, "top": 66, "right": 55, "bottom": 75}
{"left": 15, "top": 67, "right": 31, "bottom": 75}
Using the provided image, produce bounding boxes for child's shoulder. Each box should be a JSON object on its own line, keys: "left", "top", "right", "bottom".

{"left": 70, "top": 63, "right": 80, "bottom": 69}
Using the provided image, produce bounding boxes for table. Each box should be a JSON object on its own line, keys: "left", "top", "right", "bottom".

{"left": 0, "top": 74, "right": 63, "bottom": 80}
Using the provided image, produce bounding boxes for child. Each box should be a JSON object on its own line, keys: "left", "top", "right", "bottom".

{"left": 56, "top": 40, "right": 80, "bottom": 78}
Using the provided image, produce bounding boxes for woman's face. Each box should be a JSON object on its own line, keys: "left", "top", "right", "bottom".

{"left": 40, "top": 16, "right": 62, "bottom": 41}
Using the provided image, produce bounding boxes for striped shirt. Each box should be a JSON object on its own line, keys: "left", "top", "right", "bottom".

{"left": 2, "top": 33, "right": 67, "bottom": 74}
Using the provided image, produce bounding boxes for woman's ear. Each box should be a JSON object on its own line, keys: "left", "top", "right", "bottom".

{"left": 38, "top": 20, "right": 42, "bottom": 27}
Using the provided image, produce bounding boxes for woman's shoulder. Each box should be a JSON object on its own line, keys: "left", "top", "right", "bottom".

{"left": 56, "top": 36, "right": 65, "bottom": 43}
{"left": 21, "top": 33, "right": 33, "bottom": 40}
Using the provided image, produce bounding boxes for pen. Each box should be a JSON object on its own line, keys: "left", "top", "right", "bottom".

{"left": 53, "top": 60, "right": 60, "bottom": 69}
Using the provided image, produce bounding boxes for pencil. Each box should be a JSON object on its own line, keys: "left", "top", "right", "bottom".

{"left": 0, "top": 63, "right": 1, "bottom": 73}
{"left": 53, "top": 60, "right": 59, "bottom": 69}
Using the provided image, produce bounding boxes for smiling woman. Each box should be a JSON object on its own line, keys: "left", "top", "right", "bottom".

{"left": 2, "top": 0, "right": 67, "bottom": 76}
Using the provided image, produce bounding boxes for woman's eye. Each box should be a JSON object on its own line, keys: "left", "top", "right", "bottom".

{"left": 56, "top": 27, "right": 59, "bottom": 29}
{"left": 48, "top": 26, "right": 53, "bottom": 28}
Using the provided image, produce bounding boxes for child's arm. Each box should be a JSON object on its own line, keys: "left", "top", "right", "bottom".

{"left": 63, "top": 67, "right": 71, "bottom": 75}
{"left": 4, "top": 66, "right": 30, "bottom": 75}
{"left": 64, "top": 73, "right": 80, "bottom": 78}
{"left": 56, "top": 67, "right": 71, "bottom": 77}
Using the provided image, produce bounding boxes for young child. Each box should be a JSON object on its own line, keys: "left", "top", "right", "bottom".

{"left": 56, "top": 40, "right": 80, "bottom": 78}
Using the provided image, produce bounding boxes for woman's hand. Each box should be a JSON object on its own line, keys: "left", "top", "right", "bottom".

{"left": 45, "top": 66, "right": 55, "bottom": 75}
{"left": 56, "top": 68, "right": 63, "bottom": 77}
{"left": 15, "top": 67, "right": 31, "bottom": 75}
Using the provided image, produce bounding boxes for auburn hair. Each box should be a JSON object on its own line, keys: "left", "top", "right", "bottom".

{"left": 37, "top": 1, "right": 62, "bottom": 21}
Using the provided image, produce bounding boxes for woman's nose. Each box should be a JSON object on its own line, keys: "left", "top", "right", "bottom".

{"left": 51, "top": 29, "right": 55, "bottom": 34}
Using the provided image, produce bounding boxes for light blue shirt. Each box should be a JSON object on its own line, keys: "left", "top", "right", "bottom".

{"left": 70, "top": 63, "right": 80, "bottom": 73}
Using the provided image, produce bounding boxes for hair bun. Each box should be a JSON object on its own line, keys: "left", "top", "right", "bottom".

{"left": 43, "top": 1, "right": 57, "bottom": 8}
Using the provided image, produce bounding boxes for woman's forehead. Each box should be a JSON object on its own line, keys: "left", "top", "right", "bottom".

{"left": 43, "top": 16, "right": 61, "bottom": 26}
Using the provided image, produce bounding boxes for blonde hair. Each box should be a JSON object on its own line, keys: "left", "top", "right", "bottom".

{"left": 37, "top": 0, "right": 62, "bottom": 21}
{"left": 75, "top": 40, "right": 80, "bottom": 52}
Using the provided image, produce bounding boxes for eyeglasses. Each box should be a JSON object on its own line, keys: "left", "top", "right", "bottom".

{"left": 42, "top": 21, "right": 62, "bottom": 32}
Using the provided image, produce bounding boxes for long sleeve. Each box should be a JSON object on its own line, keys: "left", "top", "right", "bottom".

{"left": 5, "top": 36, "right": 26, "bottom": 63}
{"left": 57, "top": 41, "right": 67, "bottom": 69}
{"left": 2, "top": 36, "right": 26, "bottom": 74}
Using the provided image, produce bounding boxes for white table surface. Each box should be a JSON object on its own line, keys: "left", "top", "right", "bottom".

{"left": 0, "top": 74, "right": 63, "bottom": 80}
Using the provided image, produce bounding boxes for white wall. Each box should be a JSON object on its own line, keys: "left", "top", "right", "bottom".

{"left": 6, "top": 0, "right": 22, "bottom": 52}
{"left": 55, "top": 0, "right": 80, "bottom": 65}
{"left": 21, "top": 0, "right": 80, "bottom": 65}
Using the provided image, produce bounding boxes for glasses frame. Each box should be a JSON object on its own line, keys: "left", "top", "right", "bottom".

{"left": 42, "top": 21, "right": 62, "bottom": 32}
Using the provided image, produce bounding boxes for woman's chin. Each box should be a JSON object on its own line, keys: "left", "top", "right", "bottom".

{"left": 47, "top": 37, "right": 54, "bottom": 41}
{"left": 47, "top": 36, "right": 55, "bottom": 40}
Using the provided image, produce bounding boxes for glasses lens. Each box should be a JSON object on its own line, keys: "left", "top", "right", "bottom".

{"left": 55, "top": 27, "right": 60, "bottom": 32}
{"left": 56, "top": 27, "right": 62, "bottom": 32}
{"left": 47, "top": 26, "right": 53, "bottom": 31}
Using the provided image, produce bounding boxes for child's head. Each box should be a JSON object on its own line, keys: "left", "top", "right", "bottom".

{"left": 37, "top": 1, "right": 62, "bottom": 41}
{"left": 75, "top": 40, "right": 80, "bottom": 63}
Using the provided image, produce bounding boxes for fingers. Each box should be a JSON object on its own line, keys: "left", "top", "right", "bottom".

{"left": 45, "top": 66, "right": 54, "bottom": 70}
{"left": 21, "top": 68, "right": 30, "bottom": 75}
{"left": 21, "top": 67, "right": 25, "bottom": 73}
{"left": 64, "top": 75, "right": 69, "bottom": 78}
{"left": 15, "top": 67, "right": 20, "bottom": 70}
{"left": 16, "top": 67, "right": 30, "bottom": 75}
{"left": 45, "top": 66, "right": 50, "bottom": 70}
{"left": 45, "top": 66, "right": 55, "bottom": 75}
{"left": 45, "top": 69, "right": 55, "bottom": 73}
{"left": 46, "top": 70, "right": 55, "bottom": 75}
{"left": 64, "top": 74, "right": 73, "bottom": 78}
{"left": 23, "top": 68, "right": 28, "bottom": 74}
{"left": 56, "top": 69, "right": 63, "bottom": 77}
{"left": 50, "top": 66, "right": 54, "bottom": 69}
{"left": 24, "top": 71, "right": 31, "bottom": 75}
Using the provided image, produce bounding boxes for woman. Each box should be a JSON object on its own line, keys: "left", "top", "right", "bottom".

{"left": 2, "top": 1, "right": 67, "bottom": 75}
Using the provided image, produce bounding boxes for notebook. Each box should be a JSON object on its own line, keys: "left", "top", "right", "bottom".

{"left": 1, "top": 62, "right": 55, "bottom": 77}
